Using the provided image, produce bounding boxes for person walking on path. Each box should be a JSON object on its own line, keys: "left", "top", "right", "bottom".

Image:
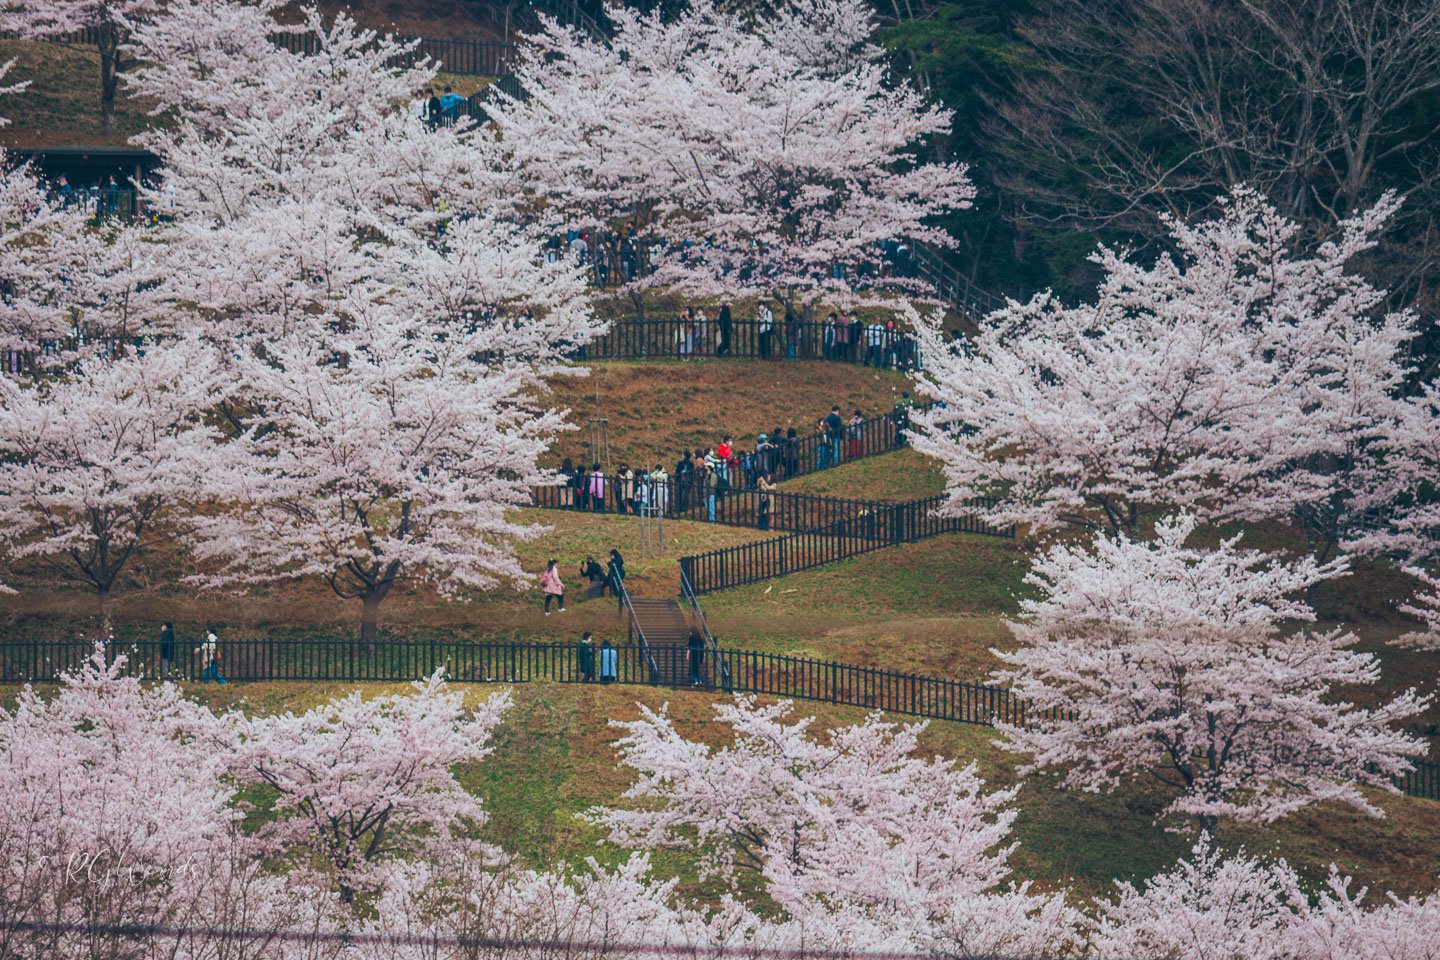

{"left": 758, "top": 302, "right": 774, "bottom": 358}
{"left": 599, "top": 639, "right": 618, "bottom": 683}
{"left": 757, "top": 473, "right": 776, "bottom": 530}
{"left": 541, "top": 559, "right": 566, "bottom": 614}
{"left": 196, "top": 628, "right": 226, "bottom": 684}
{"left": 578, "top": 632, "right": 596, "bottom": 682}
{"left": 688, "top": 629, "right": 706, "bottom": 685}
{"left": 580, "top": 556, "right": 607, "bottom": 598}
{"left": 159, "top": 621, "right": 176, "bottom": 680}
{"left": 606, "top": 549, "right": 627, "bottom": 602}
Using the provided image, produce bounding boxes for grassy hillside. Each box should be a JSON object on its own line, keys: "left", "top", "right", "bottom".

{"left": 543, "top": 360, "right": 913, "bottom": 470}
{"left": 2, "top": 357, "right": 1437, "bottom": 909}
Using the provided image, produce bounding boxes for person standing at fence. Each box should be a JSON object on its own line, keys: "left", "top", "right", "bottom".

{"left": 847, "top": 409, "right": 865, "bottom": 460}
{"left": 196, "top": 628, "right": 226, "bottom": 684}
{"left": 541, "top": 559, "right": 566, "bottom": 615}
{"left": 578, "top": 632, "right": 597, "bottom": 682}
{"left": 159, "top": 621, "right": 176, "bottom": 680}
{"left": 677, "top": 309, "right": 693, "bottom": 359}
{"left": 784, "top": 307, "right": 799, "bottom": 359}
{"left": 650, "top": 462, "right": 669, "bottom": 515}
{"left": 693, "top": 308, "right": 708, "bottom": 355}
{"left": 783, "top": 428, "right": 799, "bottom": 479}
{"left": 822, "top": 406, "right": 844, "bottom": 469}
{"left": 688, "top": 629, "right": 706, "bottom": 685}
{"left": 757, "top": 473, "right": 776, "bottom": 530}
{"left": 635, "top": 468, "right": 651, "bottom": 514}
{"left": 848, "top": 312, "right": 864, "bottom": 362}
{"left": 866, "top": 320, "right": 885, "bottom": 366}
{"left": 704, "top": 466, "right": 719, "bottom": 523}
{"left": 717, "top": 304, "right": 732, "bottom": 357}
{"left": 621, "top": 228, "right": 638, "bottom": 282}
{"left": 715, "top": 437, "right": 732, "bottom": 483}
{"left": 440, "top": 86, "right": 463, "bottom": 125}
{"left": 426, "top": 87, "right": 443, "bottom": 128}
{"left": 674, "top": 451, "right": 693, "bottom": 512}
{"left": 558, "top": 457, "right": 576, "bottom": 508}
{"left": 617, "top": 464, "right": 635, "bottom": 515}
{"left": 588, "top": 465, "right": 605, "bottom": 512}
{"left": 599, "top": 639, "right": 618, "bottom": 683}
{"left": 829, "top": 313, "right": 846, "bottom": 362}
{"left": 758, "top": 301, "right": 774, "bottom": 357}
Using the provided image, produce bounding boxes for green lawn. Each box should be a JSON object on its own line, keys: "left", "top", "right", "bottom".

{"left": 779, "top": 447, "right": 946, "bottom": 501}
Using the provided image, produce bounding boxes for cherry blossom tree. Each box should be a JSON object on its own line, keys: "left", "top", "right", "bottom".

{"left": 995, "top": 514, "right": 1430, "bottom": 832}
{"left": 0, "top": 338, "right": 226, "bottom": 632}
{"left": 1090, "top": 837, "right": 1306, "bottom": 960}
{"left": 909, "top": 189, "right": 1420, "bottom": 553}
{"left": 1397, "top": 566, "right": 1440, "bottom": 653}
{"left": 1090, "top": 836, "right": 1440, "bottom": 960}
{"left": 0, "top": 0, "right": 157, "bottom": 135}
{"left": 592, "top": 695, "right": 1078, "bottom": 959}
{"left": 187, "top": 320, "right": 574, "bottom": 648}
{"left": 231, "top": 672, "right": 510, "bottom": 904}
{"left": 1348, "top": 382, "right": 1440, "bottom": 565}
{"left": 0, "top": 62, "right": 98, "bottom": 357}
{"left": 491, "top": 0, "right": 975, "bottom": 321}
{"left": 124, "top": 1, "right": 598, "bottom": 644}
{"left": 0, "top": 646, "right": 344, "bottom": 960}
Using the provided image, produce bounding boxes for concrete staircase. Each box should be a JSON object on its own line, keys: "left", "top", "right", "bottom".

{"left": 626, "top": 598, "right": 711, "bottom": 687}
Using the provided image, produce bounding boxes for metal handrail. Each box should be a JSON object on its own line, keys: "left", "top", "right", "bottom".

{"left": 614, "top": 578, "right": 660, "bottom": 683}
{"left": 679, "top": 564, "right": 731, "bottom": 691}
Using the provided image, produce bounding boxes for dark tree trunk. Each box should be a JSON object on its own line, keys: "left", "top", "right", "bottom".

{"left": 97, "top": 22, "right": 121, "bottom": 137}
{"left": 360, "top": 594, "right": 382, "bottom": 653}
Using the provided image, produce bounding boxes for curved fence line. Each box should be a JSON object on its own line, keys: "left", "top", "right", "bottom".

{"left": 3, "top": 637, "right": 1435, "bottom": 801}
{"left": 678, "top": 495, "right": 1014, "bottom": 595}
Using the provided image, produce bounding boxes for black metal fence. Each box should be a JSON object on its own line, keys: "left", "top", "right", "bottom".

{"left": 534, "top": 403, "right": 929, "bottom": 511}
{"left": 5, "top": 637, "right": 1436, "bottom": 801}
{"left": 28, "top": 26, "right": 517, "bottom": 77}
{"left": 573, "top": 317, "right": 922, "bottom": 368}
{"left": 533, "top": 476, "right": 897, "bottom": 533}
{"left": 679, "top": 494, "right": 1014, "bottom": 595}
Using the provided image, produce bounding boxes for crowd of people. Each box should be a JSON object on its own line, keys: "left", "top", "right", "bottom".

{"left": 552, "top": 393, "right": 916, "bottom": 527}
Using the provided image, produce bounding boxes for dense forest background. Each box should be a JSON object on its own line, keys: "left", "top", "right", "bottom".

{"left": 876, "top": 0, "right": 1440, "bottom": 319}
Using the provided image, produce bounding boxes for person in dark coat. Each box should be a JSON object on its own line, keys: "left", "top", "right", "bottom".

{"left": 687, "top": 630, "right": 706, "bottom": 685}
{"left": 159, "top": 621, "right": 176, "bottom": 680}
{"left": 717, "top": 303, "right": 732, "bottom": 357}
{"left": 580, "top": 556, "right": 607, "bottom": 598}
{"left": 606, "top": 549, "right": 626, "bottom": 602}
{"left": 578, "top": 632, "right": 597, "bottom": 682}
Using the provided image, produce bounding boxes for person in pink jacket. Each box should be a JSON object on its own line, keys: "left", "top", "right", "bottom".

{"left": 540, "top": 558, "right": 566, "bottom": 614}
